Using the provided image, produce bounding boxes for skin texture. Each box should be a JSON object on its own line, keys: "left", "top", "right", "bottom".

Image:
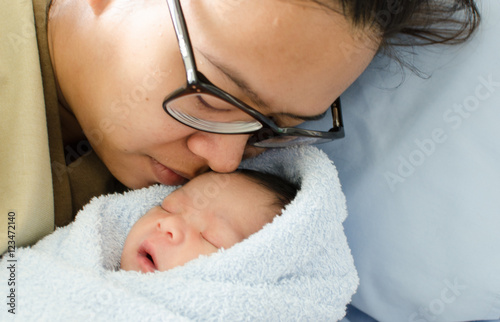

{"left": 48, "top": 0, "right": 378, "bottom": 189}
{"left": 120, "top": 172, "right": 281, "bottom": 273}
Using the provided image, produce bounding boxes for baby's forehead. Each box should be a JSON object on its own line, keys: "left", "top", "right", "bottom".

{"left": 183, "top": 171, "right": 281, "bottom": 210}
{"left": 188, "top": 171, "right": 258, "bottom": 188}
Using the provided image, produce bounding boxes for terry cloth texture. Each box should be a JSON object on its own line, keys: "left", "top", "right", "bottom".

{"left": 0, "top": 146, "right": 358, "bottom": 321}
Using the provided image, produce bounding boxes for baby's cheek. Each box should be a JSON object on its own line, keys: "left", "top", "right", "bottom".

{"left": 119, "top": 250, "right": 133, "bottom": 271}
{"left": 176, "top": 243, "right": 218, "bottom": 268}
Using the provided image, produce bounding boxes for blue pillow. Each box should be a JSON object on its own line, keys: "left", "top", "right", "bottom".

{"left": 305, "top": 0, "right": 500, "bottom": 320}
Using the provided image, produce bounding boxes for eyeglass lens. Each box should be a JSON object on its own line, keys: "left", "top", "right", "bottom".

{"left": 165, "top": 93, "right": 263, "bottom": 134}
{"left": 248, "top": 130, "right": 335, "bottom": 148}
{"left": 166, "top": 94, "right": 334, "bottom": 147}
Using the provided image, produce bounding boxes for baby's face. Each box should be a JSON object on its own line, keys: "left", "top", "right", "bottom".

{"left": 121, "top": 172, "right": 280, "bottom": 273}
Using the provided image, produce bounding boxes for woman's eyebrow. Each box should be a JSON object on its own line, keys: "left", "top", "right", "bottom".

{"left": 197, "top": 51, "right": 269, "bottom": 108}
{"left": 197, "top": 50, "right": 327, "bottom": 122}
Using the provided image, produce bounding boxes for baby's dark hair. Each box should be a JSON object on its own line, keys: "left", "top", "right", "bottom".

{"left": 237, "top": 169, "right": 299, "bottom": 211}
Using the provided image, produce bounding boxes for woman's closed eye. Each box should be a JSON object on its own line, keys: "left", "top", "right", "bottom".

{"left": 196, "top": 96, "right": 232, "bottom": 113}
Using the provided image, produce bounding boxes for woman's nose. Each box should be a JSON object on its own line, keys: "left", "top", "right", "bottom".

{"left": 186, "top": 132, "right": 249, "bottom": 173}
{"left": 157, "top": 216, "right": 185, "bottom": 245}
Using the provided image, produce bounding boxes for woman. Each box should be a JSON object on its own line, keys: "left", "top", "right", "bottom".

{"left": 42, "top": 0, "right": 478, "bottom": 217}
{"left": 1, "top": 0, "right": 483, "bottom": 320}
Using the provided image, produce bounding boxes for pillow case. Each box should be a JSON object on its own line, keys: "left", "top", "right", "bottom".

{"left": 305, "top": 0, "right": 500, "bottom": 320}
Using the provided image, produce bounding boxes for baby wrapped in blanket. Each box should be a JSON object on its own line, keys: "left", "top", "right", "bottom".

{"left": 0, "top": 146, "right": 358, "bottom": 321}
{"left": 121, "top": 168, "right": 298, "bottom": 273}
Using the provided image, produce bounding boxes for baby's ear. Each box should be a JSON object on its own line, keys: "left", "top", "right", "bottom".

{"left": 86, "top": 0, "right": 113, "bottom": 16}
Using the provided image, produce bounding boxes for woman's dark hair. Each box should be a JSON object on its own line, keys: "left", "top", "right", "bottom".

{"left": 238, "top": 169, "right": 299, "bottom": 210}
{"left": 317, "top": 0, "right": 481, "bottom": 69}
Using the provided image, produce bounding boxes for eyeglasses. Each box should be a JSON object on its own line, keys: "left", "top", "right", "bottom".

{"left": 163, "top": 0, "right": 344, "bottom": 148}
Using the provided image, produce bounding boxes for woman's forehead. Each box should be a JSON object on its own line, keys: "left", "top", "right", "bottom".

{"left": 185, "top": 0, "right": 378, "bottom": 116}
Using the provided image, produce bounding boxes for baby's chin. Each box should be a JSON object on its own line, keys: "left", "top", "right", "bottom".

{"left": 119, "top": 260, "right": 132, "bottom": 271}
{"left": 119, "top": 254, "right": 139, "bottom": 272}
{"left": 120, "top": 262, "right": 149, "bottom": 273}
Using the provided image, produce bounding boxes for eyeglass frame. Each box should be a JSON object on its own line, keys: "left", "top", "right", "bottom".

{"left": 163, "top": 0, "right": 345, "bottom": 146}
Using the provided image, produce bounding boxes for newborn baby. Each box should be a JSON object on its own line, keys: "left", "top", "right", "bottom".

{"left": 121, "top": 169, "right": 298, "bottom": 273}
{"left": 0, "top": 146, "right": 358, "bottom": 321}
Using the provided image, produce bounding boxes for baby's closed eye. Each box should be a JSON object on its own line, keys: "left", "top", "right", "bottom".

{"left": 200, "top": 232, "right": 219, "bottom": 249}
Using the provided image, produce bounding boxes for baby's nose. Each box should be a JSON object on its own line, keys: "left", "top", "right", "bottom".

{"left": 157, "top": 217, "right": 185, "bottom": 245}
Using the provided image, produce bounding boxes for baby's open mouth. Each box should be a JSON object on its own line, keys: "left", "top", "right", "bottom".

{"left": 138, "top": 243, "right": 157, "bottom": 272}
{"left": 146, "top": 253, "right": 154, "bottom": 265}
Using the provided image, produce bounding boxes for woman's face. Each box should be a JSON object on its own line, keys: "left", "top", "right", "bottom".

{"left": 50, "top": 0, "right": 378, "bottom": 188}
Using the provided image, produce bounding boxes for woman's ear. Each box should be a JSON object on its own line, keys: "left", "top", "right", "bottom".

{"left": 87, "top": 0, "right": 113, "bottom": 16}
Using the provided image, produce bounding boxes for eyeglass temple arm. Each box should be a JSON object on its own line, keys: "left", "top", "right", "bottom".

{"left": 330, "top": 98, "right": 344, "bottom": 134}
{"left": 166, "top": 0, "right": 198, "bottom": 85}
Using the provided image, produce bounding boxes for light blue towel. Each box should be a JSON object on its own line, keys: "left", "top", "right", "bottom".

{"left": 0, "top": 146, "right": 358, "bottom": 321}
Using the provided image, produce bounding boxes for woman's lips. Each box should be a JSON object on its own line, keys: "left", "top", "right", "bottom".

{"left": 150, "top": 158, "right": 188, "bottom": 186}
